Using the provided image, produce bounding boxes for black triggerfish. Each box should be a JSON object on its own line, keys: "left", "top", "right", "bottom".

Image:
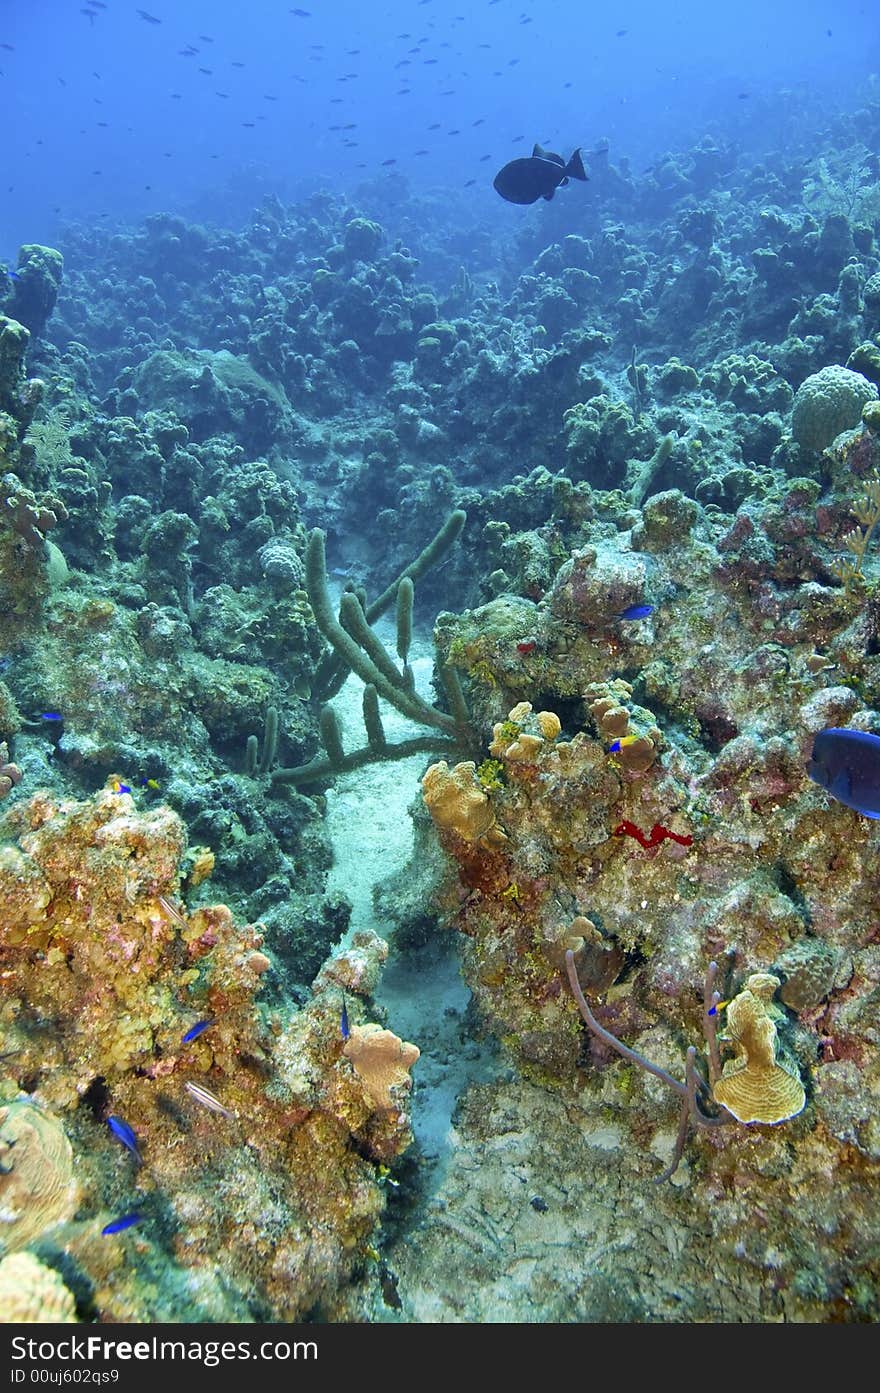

{"left": 493, "top": 143, "right": 588, "bottom": 204}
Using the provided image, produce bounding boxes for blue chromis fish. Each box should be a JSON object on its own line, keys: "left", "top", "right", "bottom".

{"left": 618, "top": 604, "right": 654, "bottom": 621}
{"left": 181, "top": 1018, "right": 214, "bottom": 1044}
{"left": 107, "top": 1114, "right": 142, "bottom": 1163}
{"left": 102, "top": 1212, "right": 142, "bottom": 1236}
{"left": 341, "top": 993, "right": 350, "bottom": 1041}
{"left": 807, "top": 727, "right": 880, "bottom": 818}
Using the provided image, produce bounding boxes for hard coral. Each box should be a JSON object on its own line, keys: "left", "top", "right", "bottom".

{"left": 712, "top": 974, "right": 806, "bottom": 1124}
{"left": 0, "top": 742, "right": 20, "bottom": 801}
{"left": 343, "top": 1024, "right": 420, "bottom": 1110}
{"left": 0, "top": 1251, "right": 77, "bottom": 1323}
{"left": 422, "top": 759, "right": 506, "bottom": 844}
{"left": 792, "top": 365, "right": 878, "bottom": 453}
{"left": 0, "top": 1098, "right": 80, "bottom": 1250}
{"left": 586, "top": 680, "right": 662, "bottom": 773}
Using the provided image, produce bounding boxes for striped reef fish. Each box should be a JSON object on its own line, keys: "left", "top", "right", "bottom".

{"left": 183, "top": 1080, "right": 234, "bottom": 1118}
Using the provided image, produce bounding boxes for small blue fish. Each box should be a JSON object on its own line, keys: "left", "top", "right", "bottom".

{"left": 618, "top": 604, "right": 654, "bottom": 621}
{"left": 107, "top": 1114, "right": 142, "bottom": 1163}
{"left": 341, "top": 993, "right": 350, "bottom": 1041}
{"left": 181, "top": 1018, "right": 214, "bottom": 1044}
{"left": 102, "top": 1212, "right": 142, "bottom": 1236}
{"left": 607, "top": 735, "right": 641, "bottom": 755}
{"left": 40, "top": 712, "right": 63, "bottom": 722}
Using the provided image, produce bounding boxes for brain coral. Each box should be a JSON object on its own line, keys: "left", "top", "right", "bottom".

{"left": 0, "top": 1251, "right": 77, "bottom": 1323}
{"left": 791, "top": 365, "right": 878, "bottom": 452}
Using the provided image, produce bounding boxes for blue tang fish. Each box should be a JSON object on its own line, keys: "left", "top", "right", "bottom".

{"left": 807, "top": 727, "right": 880, "bottom": 818}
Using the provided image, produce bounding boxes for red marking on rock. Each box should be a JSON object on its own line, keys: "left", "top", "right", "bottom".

{"left": 613, "top": 820, "right": 693, "bottom": 850}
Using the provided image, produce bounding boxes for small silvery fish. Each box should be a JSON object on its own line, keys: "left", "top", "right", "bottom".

{"left": 107, "top": 1114, "right": 142, "bottom": 1163}
{"left": 184, "top": 1081, "right": 234, "bottom": 1118}
{"left": 102, "top": 1212, "right": 142, "bottom": 1236}
{"left": 157, "top": 895, "right": 187, "bottom": 927}
{"left": 181, "top": 1019, "right": 214, "bottom": 1044}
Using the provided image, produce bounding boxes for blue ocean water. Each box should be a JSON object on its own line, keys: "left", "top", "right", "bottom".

{"left": 3, "top": 0, "right": 877, "bottom": 245}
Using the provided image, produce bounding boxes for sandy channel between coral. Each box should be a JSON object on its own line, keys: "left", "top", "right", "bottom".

{"left": 322, "top": 604, "right": 499, "bottom": 1169}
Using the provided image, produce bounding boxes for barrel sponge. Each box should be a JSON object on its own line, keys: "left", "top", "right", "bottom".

{"left": 0, "top": 1252, "right": 77, "bottom": 1323}
{"left": 791, "top": 365, "right": 878, "bottom": 453}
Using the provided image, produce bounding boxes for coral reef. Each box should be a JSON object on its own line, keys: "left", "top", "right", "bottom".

{"left": 3, "top": 83, "right": 880, "bottom": 1321}
{"left": 0, "top": 787, "right": 416, "bottom": 1319}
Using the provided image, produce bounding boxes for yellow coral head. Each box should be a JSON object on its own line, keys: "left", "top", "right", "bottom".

{"left": 712, "top": 975, "right": 805, "bottom": 1125}
{"left": 422, "top": 760, "right": 502, "bottom": 843}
